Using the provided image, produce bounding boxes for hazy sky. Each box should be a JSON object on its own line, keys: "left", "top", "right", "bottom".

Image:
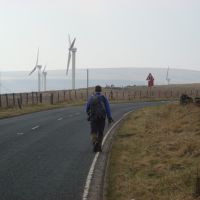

{"left": 0, "top": 0, "right": 200, "bottom": 71}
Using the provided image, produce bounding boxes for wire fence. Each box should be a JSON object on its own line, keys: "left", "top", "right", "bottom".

{"left": 0, "top": 86, "right": 199, "bottom": 109}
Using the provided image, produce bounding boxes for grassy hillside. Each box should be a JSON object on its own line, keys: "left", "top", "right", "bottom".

{"left": 106, "top": 103, "right": 200, "bottom": 200}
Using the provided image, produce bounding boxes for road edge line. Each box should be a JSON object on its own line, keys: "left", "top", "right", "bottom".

{"left": 82, "top": 110, "right": 133, "bottom": 200}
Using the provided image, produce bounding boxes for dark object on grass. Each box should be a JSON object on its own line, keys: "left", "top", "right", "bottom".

{"left": 195, "top": 97, "right": 200, "bottom": 106}
{"left": 180, "top": 94, "right": 193, "bottom": 105}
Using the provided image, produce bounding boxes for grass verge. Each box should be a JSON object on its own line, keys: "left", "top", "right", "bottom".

{"left": 0, "top": 98, "right": 170, "bottom": 119}
{"left": 0, "top": 101, "right": 84, "bottom": 119}
{"left": 106, "top": 103, "right": 200, "bottom": 200}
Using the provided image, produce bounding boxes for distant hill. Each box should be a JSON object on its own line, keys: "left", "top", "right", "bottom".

{"left": 0, "top": 67, "right": 200, "bottom": 93}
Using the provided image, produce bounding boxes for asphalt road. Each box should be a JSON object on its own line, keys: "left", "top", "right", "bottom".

{"left": 0, "top": 102, "right": 163, "bottom": 200}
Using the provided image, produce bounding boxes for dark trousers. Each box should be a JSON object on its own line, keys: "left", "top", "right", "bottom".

{"left": 90, "top": 118, "right": 106, "bottom": 146}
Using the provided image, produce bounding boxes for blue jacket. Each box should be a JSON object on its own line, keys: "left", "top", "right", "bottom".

{"left": 86, "top": 92, "right": 112, "bottom": 119}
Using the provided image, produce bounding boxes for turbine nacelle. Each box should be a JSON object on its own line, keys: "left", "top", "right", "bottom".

{"left": 37, "top": 65, "right": 42, "bottom": 70}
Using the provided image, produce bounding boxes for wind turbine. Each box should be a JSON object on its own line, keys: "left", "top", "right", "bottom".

{"left": 29, "top": 48, "right": 42, "bottom": 92}
{"left": 166, "top": 66, "right": 170, "bottom": 85}
{"left": 42, "top": 65, "right": 47, "bottom": 91}
{"left": 67, "top": 35, "right": 77, "bottom": 90}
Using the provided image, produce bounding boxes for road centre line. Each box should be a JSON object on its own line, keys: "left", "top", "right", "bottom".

{"left": 82, "top": 110, "right": 133, "bottom": 200}
{"left": 17, "top": 132, "right": 24, "bottom": 135}
{"left": 57, "top": 117, "right": 63, "bottom": 121}
{"left": 31, "top": 125, "right": 39, "bottom": 130}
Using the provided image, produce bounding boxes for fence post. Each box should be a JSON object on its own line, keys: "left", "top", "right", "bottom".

{"left": 75, "top": 90, "right": 77, "bottom": 99}
{"left": 140, "top": 91, "right": 141, "bottom": 99}
{"left": 128, "top": 93, "right": 130, "bottom": 101}
{"left": 40, "top": 93, "right": 42, "bottom": 103}
{"left": 58, "top": 92, "right": 60, "bottom": 103}
{"left": 50, "top": 93, "right": 54, "bottom": 104}
{"left": 26, "top": 93, "right": 28, "bottom": 105}
{"left": 5, "top": 94, "right": 8, "bottom": 108}
{"left": 110, "top": 90, "right": 113, "bottom": 100}
{"left": 32, "top": 92, "right": 34, "bottom": 105}
{"left": 12, "top": 93, "right": 15, "bottom": 107}
{"left": 64, "top": 91, "right": 66, "bottom": 101}
{"left": 20, "top": 93, "right": 23, "bottom": 105}
{"left": 134, "top": 91, "right": 136, "bottom": 99}
{"left": 17, "top": 98, "right": 22, "bottom": 109}
{"left": 36, "top": 93, "right": 38, "bottom": 104}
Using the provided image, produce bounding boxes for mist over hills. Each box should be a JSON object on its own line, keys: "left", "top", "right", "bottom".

{"left": 0, "top": 68, "right": 200, "bottom": 94}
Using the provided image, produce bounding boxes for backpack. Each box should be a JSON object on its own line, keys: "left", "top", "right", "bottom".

{"left": 90, "top": 95, "right": 106, "bottom": 120}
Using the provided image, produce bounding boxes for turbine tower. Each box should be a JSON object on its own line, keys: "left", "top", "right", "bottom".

{"left": 42, "top": 65, "right": 47, "bottom": 91}
{"left": 166, "top": 66, "right": 170, "bottom": 85}
{"left": 67, "top": 35, "right": 77, "bottom": 90}
{"left": 29, "top": 48, "right": 42, "bottom": 92}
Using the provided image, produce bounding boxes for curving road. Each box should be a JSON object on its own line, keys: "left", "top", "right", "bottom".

{"left": 0, "top": 102, "right": 164, "bottom": 200}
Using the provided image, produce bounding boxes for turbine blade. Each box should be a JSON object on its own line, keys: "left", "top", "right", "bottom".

{"left": 66, "top": 51, "right": 71, "bottom": 75}
{"left": 68, "top": 34, "right": 71, "bottom": 47}
{"left": 29, "top": 66, "right": 37, "bottom": 76}
{"left": 69, "top": 38, "right": 76, "bottom": 50}
{"left": 36, "top": 48, "right": 39, "bottom": 66}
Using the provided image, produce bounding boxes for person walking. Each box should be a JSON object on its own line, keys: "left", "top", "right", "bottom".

{"left": 86, "top": 85, "right": 114, "bottom": 152}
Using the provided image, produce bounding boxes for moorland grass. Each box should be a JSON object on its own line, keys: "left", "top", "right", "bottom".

{"left": 0, "top": 98, "right": 169, "bottom": 119}
{"left": 0, "top": 100, "right": 84, "bottom": 119}
{"left": 106, "top": 103, "right": 200, "bottom": 200}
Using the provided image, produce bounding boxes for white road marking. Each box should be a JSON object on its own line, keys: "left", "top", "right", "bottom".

{"left": 17, "top": 132, "right": 24, "bottom": 135}
{"left": 82, "top": 110, "right": 133, "bottom": 200}
{"left": 31, "top": 125, "right": 39, "bottom": 130}
{"left": 57, "top": 117, "right": 63, "bottom": 121}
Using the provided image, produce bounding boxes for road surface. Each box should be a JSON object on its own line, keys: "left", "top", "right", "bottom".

{"left": 0, "top": 102, "right": 163, "bottom": 200}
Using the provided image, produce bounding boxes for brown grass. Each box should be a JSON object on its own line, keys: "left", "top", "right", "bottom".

{"left": 0, "top": 100, "right": 84, "bottom": 119}
{"left": 106, "top": 103, "right": 200, "bottom": 200}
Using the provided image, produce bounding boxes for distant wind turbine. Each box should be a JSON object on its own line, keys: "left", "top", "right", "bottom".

{"left": 42, "top": 65, "right": 47, "bottom": 91}
{"left": 66, "top": 35, "right": 77, "bottom": 90}
{"left": 29, "top": 48, "right": 42, "bottom": 92}
{"left": 166, "top": 66, "right": 170, "bottom": 85}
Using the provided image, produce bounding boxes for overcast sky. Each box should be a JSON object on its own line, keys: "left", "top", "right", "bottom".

{"left": 0, "top": 0, "right": 200, "bottom": 71}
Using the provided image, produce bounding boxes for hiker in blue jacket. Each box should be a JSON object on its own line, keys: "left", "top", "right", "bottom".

{"left": 86, "top": 85, "right": 114, "bottom": 152}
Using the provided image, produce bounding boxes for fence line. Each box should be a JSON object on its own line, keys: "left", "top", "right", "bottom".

{"left": 0, "top": 88, "right": 199, "bottom": 109}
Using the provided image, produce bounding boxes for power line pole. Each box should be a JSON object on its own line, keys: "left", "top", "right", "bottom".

{"left": 87, "top": 68, "right": 89, "bottom": 100}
